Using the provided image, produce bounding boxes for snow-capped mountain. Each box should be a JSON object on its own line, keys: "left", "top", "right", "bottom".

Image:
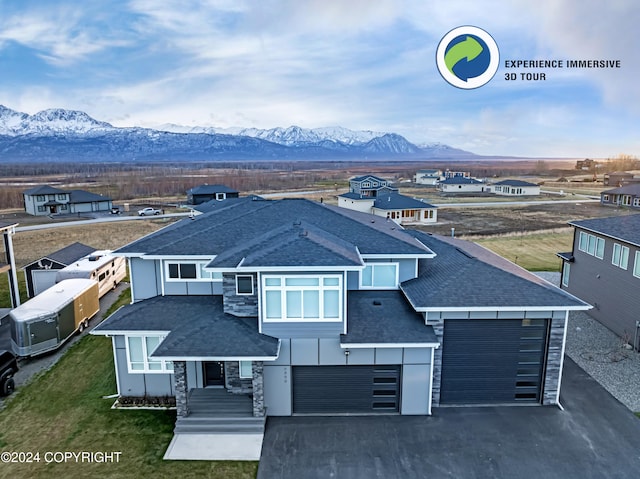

{"left": 0, "top": 105, "right": 477, "bottom": 162}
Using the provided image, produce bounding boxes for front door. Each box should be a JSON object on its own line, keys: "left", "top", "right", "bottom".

{"left": 203, "top": 361, "right": 225, "bottom": 387}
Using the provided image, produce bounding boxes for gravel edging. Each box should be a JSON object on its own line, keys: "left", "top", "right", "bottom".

{"left": 536, "top": 272, "right": 640, "bottom": 412}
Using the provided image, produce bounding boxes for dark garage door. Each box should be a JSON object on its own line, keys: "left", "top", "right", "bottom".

{"left": 441, "top": 319, "right": 549, "bottom": 404}
{"left": 292, "top": 365, "right": 400, "bottom": 414}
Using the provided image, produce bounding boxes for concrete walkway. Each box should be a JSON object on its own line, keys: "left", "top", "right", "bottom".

{"left": 164, "top": 433, "right": 264, "bottom": 461}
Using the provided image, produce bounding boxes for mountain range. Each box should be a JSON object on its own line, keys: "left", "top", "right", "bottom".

{"left": 0, "top": 105, "right": 476, "bottom": 162}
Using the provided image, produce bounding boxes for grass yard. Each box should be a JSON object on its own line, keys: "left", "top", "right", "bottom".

{"left": 0, "top": 290, "right": 258, "bottom": 479}
{"left": 474, "top": 229, "right": 573, "bottom": 271}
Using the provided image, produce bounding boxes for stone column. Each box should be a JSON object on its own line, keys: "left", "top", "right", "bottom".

{"left": 174, "top": 361, "right": 189, "bottom": 417}
{"left": 252, "top": 361, "right": 265, "bottom": 417}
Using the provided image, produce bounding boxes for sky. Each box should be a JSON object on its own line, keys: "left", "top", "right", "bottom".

{"left": 0, "top": 0, "right": 638, "bottom": 158}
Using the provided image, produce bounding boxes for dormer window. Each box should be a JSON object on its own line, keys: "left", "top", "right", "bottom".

{"left": 360, "top": 263, "right": 398, "bottom": 289}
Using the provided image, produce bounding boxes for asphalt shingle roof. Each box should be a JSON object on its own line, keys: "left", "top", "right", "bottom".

{"left": 188, "top": 184, "right": 239, "bottom": 195}
{"left": 208, "top": 220, "right": 363, "bottom": 268}
{"left": 341, "top": 291, "right": 438, "bottom": 345}
{"left": 338, "top": 192, "right": 373, "bottom": 200}
{"left": 373, "top": 193, "right": 436, "bottom": 210}
{"left": 117, "top": 198, "right": 432, "bottom": 258}
{"left": 569, "top": 214, "right": 640, "bottom": 248}
{"left": 23, "top": 185, "right": 66, "bottom": 195}
{"left": 68, "top": 190, "right": 112, "bottom": 202}
{"left": 24, "top": 242, "right": 95, "bottom": 268}
{"left": 351, "top": 175, "right": 388, "bottom": 183}
{"left": 493, "top": 179, "right": 538, "bottom": 187}
{"left": 93, "top": 295, "right": 279, "bottom": 358}
{"left": 400, "top": 231, "right": 588, "bottom": 310}
{"left": 602, "top": 183, "right": 640, "bottom": 195}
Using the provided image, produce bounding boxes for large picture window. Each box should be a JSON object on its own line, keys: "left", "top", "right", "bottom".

{"left": 165, "top": 261, "right": 222, "bottom": 281}
{"left": 360, "top": 263, "right": 399, "bottom": 289}
{"left": 126, "top": 335, "right": 173, "bottom": 373}
{"left": 262, "top": 275, "right": 342, "bottom": 322}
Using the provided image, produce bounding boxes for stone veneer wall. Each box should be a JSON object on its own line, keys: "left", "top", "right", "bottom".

{"left": 542, "top": 315, "right": 567, "bottom": 405}
{"left": 174, "top": 361, "right": 189, "bottom": 417}
{"left": 252, "top": 361, "right": 265, "bottom": 417}
{"left": 224, "top": 361, "right": 253, "bottom": 394}
{"left": 222, "top": 273, "right": 259, "bottom": 317}
{"left": 430, "top": 318, "right": 443, "bottom": 407}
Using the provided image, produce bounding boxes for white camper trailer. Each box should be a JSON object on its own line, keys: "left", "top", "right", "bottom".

{"left": 55, "top": 251, "right": 126, "bottom": 298}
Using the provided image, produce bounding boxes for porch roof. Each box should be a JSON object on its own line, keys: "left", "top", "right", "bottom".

{"left": 92, "top": 295, "right": 279, "bottom": 360}
{"left": 341, "top": 290, "right": 439, "bottom": 347}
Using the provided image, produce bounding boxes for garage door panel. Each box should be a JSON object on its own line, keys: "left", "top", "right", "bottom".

{"left": 293, "top": 365, "right": 400, "bottom": 414}
{"left": 441, "top": 319, "right": 548, "bottom": 404}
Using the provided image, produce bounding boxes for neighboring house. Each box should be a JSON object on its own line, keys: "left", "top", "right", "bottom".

{"left": 438, "top": 177, "right": 485, "bottom": 193}
{"left": 92, "top": 197, "right": 588, "bottom": 460}
{"left": 23, "top": 242, "right": 96, "bottom": 298}
{"left": 600, "top": 184, "right": 640, "bottom": 209}
{"left": 414, "top": 169, "right": 442, "bottom": 186}
{"left": 23, "top": 185, "right": 112, "bottom": 216}
{"left": 559, "top": 214, "right": 640, "bottom": 347}
{"left": 0, "top": 221, "right": 20, "bottom": 308}
{"left": 603, "top": 171, "right": 636, "bottom": 187}
{"left": 349, "top": 175, "right": 397, "bottom": 197}
{"left": 187, "top": 184, "right": 239, "bottom": 205}
{"left": 371, "top": 192, "right": 437, "bottom": 224}
{"left": 576, "top": 159, "right": 598, "bottom": 171}
{"left": 491, "top": 180, "right": 540, "bottom": 196}
{"left": 443, "top": 170, "right": 470, "bottom": 179}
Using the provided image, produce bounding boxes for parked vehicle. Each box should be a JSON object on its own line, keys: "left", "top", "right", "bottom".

{"left": 55, "top": 251, "right": 126, "bottom": 298}
{"left": 10, "top": 279, "right": 100, "bottom": 357}
{"left": 137, "top": 207, "right": 163, "bottom": 216}
{"left": 0, "top": 350, "right": 18, "bottom": 396}
{"left": 110, "top": 206, "right": 121, "bottom": 214}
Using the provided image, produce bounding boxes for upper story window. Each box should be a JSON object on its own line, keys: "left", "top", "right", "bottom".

{"left": 262, "top": 274, "right": 342, "bottom": 322}
{"left": 612, "top": 243, "right": 629, "bottom": 270}
{"left": 633, "top": 252, "right": 640, "bottom": 279}
{"left": 36, "top": 195, "right": 45, "bottom": 202}
{"left": 57, "top": 194, "right": 67, "bottom": 200}
{"left": 634, "top": 198, "right": 640, "bottom": 207}
{"left": 236, "top": 275, "right": 254, "bottom": 295}
{"left": 360, "top": 263, "right": 399, "bottom": 289}
{"left": 165, "top": 261, "right": 222, "bottom": 282}
{"left": 578, "top": 231, "right": 604, "bottom": 259}
{"left": 126, "top": 335, "right": 173, "bottom": 374}
{"left": 562, "top": 262, "right": 570, "bottom": 287}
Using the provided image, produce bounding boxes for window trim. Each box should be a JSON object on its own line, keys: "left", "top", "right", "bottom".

{"left": 634, "top": 251, "right": 640, "bottom": 279}
{"left": 612, "top": 243, "right": 629, "bottom": 270}
{"left": 125, "top": 335, "right": 174, "bottom": 374}
{"left": 359, "top": 262, "right": 400, "bottom": 289}
{"left": 164, "top": 260, "right": 222, "bottom": 282}
{"left": 236, "top": 275, "right": 254, "bottom": 295}
{"left": 239, "top": 361, "right": 252, "bottom": 379}
{"left": 262, "top": 274, "right": 343, "bottom": 323}
{"left": 562, "top": 262, "right": 570, "bottom": 287}
{"left": 578, "top": 232, "right": 604, "bottom": 259}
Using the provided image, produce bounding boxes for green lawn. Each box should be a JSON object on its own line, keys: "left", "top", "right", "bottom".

{"left": 475, "top": 230, "right": 573, "bottom": 271}
{"left": 0, "top": 290, "right": 258, "bottom": 479}
{"left": 0, "top": 270, "right": 29, "bottom": 308}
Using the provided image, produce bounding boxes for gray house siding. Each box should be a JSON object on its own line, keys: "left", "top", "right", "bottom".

{"left": 130, "top": 258, "right": 161, "bottom": 300}
{"left": 113, "top": 336, "right": 174, "bottom": 397}
{"left": 263, "top": 337, "right": 433, "bottom": 416}
{"left": 562, "top": 229, "right": 639, "bottom": 338}
{"left": 223, "top": 273, "right": 258, "bottom": 317}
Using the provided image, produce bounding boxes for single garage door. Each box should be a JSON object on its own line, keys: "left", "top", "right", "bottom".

{"left": 440, "top": 319, "right": 548, "bottom": 404}
{"left": 292, "top": 365, "right": 400, "bottom": 414}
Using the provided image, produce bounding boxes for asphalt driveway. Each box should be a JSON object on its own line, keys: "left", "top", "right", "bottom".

{"left": 258, "top": 358, "right": 640, "bottom": 479}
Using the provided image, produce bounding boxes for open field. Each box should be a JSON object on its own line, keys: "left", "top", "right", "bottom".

{"left": 0, "top": 306, "right": 257, "bottom": 479}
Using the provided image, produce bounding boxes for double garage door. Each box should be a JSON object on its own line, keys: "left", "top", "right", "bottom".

{"left": 292, "top": 365, "right": 401, "bottom": 414}
{"left": 440, "top": 318, "right": 549, "bottom": 404}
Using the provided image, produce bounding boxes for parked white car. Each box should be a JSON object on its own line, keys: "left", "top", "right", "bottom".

{"left": 137, "top": 207, "right": 163, "bottom": 216}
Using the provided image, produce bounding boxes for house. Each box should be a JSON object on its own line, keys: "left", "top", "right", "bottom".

{"left": 338, "top": 191, "right": 437, "bottom": 225}
{"left": 603, "top": 171, "right": 636, "bottom": 187}
{"left": 414, "top": 169, "right": 442, "bottom": 186}
{"left": 491, "top": 180, "right": 540, "bottom": 196}
{"left": 23, "top": 242, "right": 96, "bottom": 298}
{"left": 576, "top": 159, "right": 597, "bottom": 171}
{"left": 0, "top": 221, "right": 20, "bottom": 309}
{"left": 438, "top": 177, "right": 485, "bottom": 193}
{"left": 186, "top": 184, "right": 239, "bottom": 205}
{"left": 91, "top": 197, "right": 588, "bottom": 460}
{"left": 600, "top": 184, "right": 640, "bottom": 209}
{"left": 23, "top": 185, "right": 112, "bottom": 216}
{"left": 348, "top": 175, "right": 397, "bottom": 197}
{"left": 558, "top": 214, "right": 640, "bottom": 347}
{"left": 443, "top": 170, "right": 470, "bottom": 179}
